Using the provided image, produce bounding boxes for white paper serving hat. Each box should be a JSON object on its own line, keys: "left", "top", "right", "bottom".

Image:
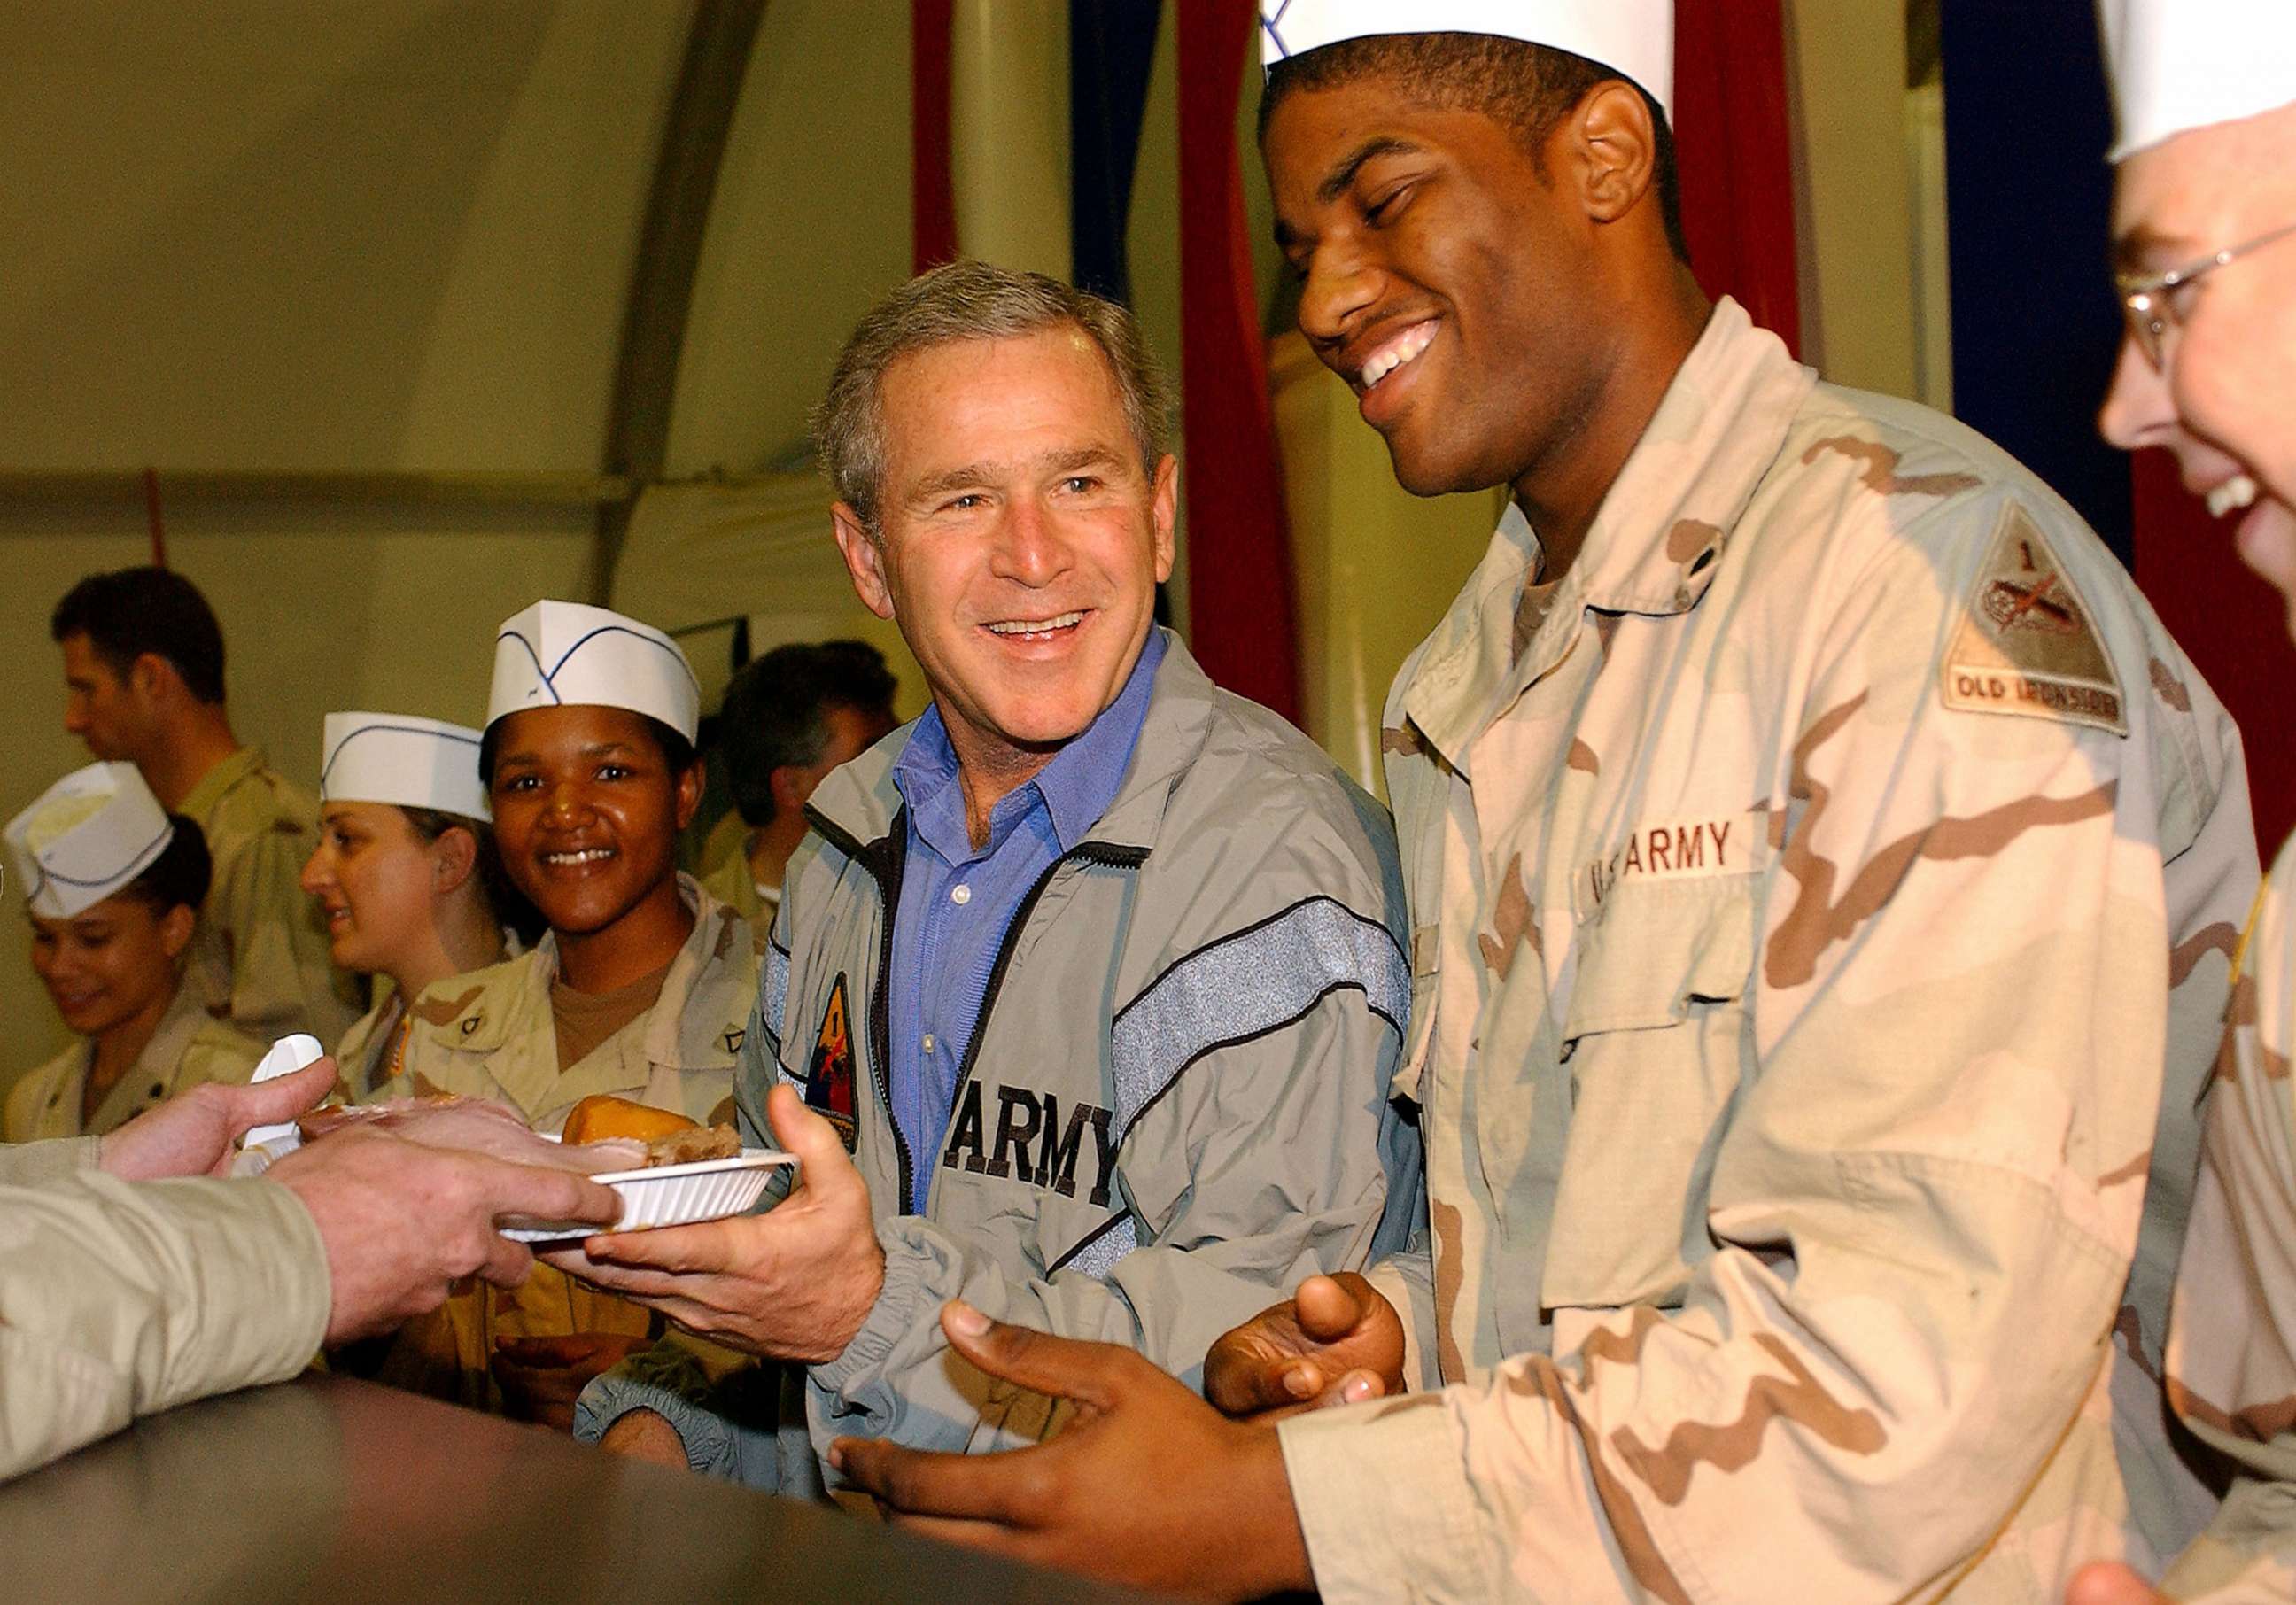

{"left": 487, "top": 601, "right": 701, "bottom": 743}
{"left": 2101, "top": 0, "right": 2296, "bottom": 159}
{"left": 1259, "top": 0, "right": 1674, "bottom": 120}
{"left": 320, "top": 712, "right": 490, "bottom": 821}
{"left": 5, "top": 762, "right": 176, "bottom": 919}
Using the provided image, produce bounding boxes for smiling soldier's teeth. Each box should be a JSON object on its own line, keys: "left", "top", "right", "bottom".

{"left": 2208, "top": 475, "right": 2260, "bottom": 519}
{"left": 545, "top": 849, "right": 614, "bottom": 865}
{"left": 987, "top": 612, "right": 1084, "bottom": 637}
{"left": 1361, "top": 324, "right": 1436, "bottom": 389}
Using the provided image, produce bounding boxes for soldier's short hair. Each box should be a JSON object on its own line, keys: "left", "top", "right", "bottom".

{"left": 50, "top": 566, "right": 229, "bottom": 706}
{"left": 720, "top": 640, "right": 896, "bottom": 829}
{"left": 1258, "top": 32, "right": 1691, "bottom": 267}
{"left": 812, "top": 260, "right": 1174, "bottom": 537}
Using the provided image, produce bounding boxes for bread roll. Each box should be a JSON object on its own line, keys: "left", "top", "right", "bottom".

{"left": 560, "top": 1094, "right": 701, "bottom": 1146}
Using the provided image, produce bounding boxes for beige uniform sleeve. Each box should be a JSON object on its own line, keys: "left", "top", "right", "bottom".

{"left": 1280, "top": 509, "right": 2254, "bottom": 1603}
{"left": 2160, "top": 848, "right": 2296, "bottom": 1602}
{"left": 0, "top": 1172, "right": 330, "bottom": 1480}
{"left": 0, "top": 1136, "right": 98, "bottom": 1188}
{"left": 210, "top": 818, "right": 359, "bottom": 1047}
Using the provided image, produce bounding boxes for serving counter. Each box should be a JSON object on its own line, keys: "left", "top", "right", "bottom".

{"left": 0, "top": 1372, "right": 1175, "bottom": 1604}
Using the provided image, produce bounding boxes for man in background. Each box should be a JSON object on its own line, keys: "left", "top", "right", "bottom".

{"left": 51, "top": 566, "right": 359, "bottom": 1046}
{"left": 699, "top": 640, "right": 896, "bottom": 924}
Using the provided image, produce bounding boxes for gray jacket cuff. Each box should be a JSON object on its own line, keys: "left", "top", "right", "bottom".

{"left": 575, "top": 1363, "right": 739, "bottom": 1479}
{"left": 809, "top": 1216, "right": 933, "bottom": 1402}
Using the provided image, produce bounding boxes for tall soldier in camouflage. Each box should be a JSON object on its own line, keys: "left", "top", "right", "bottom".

{"left": 562, "top": 260, "right": 1420, "bottom": 1491}
{"left": 50, "top": 567, "right": 361, "bottom": 1048}
{"left": 2074, "top": 5, "right": 2296, "bottom": 1603}
{"left": 830, "top": 6, "right": 2261, "bottom": 1601}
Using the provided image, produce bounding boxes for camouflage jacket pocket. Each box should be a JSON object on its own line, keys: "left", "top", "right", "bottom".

{"left": 1546, "top": 874, "right": 1757, "bottom": 1310}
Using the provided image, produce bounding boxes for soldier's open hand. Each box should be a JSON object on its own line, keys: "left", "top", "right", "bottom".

{"left": 1203, "top": 1270, "right": 1406, "bottom": 1417}
{"left": 830, "top": 1300, "right": 1311, "bottom": 1601}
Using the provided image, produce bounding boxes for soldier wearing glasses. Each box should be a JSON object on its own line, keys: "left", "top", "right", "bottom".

{"left": 2077, "top": 4, "right": 2296, "bottom": 1604}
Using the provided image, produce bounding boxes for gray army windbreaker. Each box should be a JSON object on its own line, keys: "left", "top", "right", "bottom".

{"left": 578, "top": 632, "right": 1423, "bottom": 1487}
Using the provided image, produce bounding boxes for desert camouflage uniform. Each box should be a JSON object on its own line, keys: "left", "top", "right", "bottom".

{"left": 365, "top": 873, "right": 756, "bottom": 1408}
{"left": 180, "top": 746, "right": 361, "bottom": 1048}
{"left": 372, "top": 874, "right": 754, "bottom": 1132}
{"left": 5, "top": 979, "right": 261, "bottom": 1141}
{"left": 2157, "top": 836, "right": 2296, "bottom": 1603}
{"left": 1276, "top": 299, "right": 2258, "bottom": 1604}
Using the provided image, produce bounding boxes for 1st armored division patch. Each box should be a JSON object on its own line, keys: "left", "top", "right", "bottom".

{"left": 1942, "top": 502, "right": 2127, "bottom": 737}
{"left": 805, "top": 973, "right": 858, "bottom": 1149}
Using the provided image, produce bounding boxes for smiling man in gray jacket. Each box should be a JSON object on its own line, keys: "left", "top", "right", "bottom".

{"left": 564, "top": 260, "right": 1421, "bottom": 1487}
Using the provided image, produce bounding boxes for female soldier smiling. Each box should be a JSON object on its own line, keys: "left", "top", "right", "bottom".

{"left": 369, "top": 601, "right": 759, "bottom": 1424}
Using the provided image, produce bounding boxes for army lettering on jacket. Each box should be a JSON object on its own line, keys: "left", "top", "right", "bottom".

{"left": 180, "top": 746, "right": 361, "bottom": 1048}
{"left": 579, "top": 635, "right": 1423, "bottom": 1486}
{"left": 2157, "top": 834, "right": 2296, "bottom": 1603}
{"left": 5, "top": 981, "right": 261, "bottom": 1142}
{"left": 1276, "top": 299, "right": 2259, "bottom": 1605}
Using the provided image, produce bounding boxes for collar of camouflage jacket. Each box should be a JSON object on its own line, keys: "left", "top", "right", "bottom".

{"left": 1399, "top": 296, "right": 1816, "bottom": 771}
{"left": 414, "top": 872, "right": 752, "bottom": 1087}
{"left": 805, "top": 627, "right": 1219, "bottom": 859}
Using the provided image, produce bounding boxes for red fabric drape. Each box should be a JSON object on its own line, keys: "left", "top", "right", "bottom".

{"left": 911, "top": 0, "right": 958, "bottom": 273}
{"left": 2133, "top": 453, "right": 2295, "bottom": 851}
{"left": 1672, "top": 0, "right": 1801, "bottom": 355}
{"left": 1175, "top": 3, "right": 1303, "bottom": 725}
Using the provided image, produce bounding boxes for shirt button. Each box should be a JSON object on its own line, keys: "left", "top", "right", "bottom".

{"left": 921, "top": 1033, "right": 936, "bottom": 1053}
{"left": 950, "top": 883, "right": 972, "bottom": 906}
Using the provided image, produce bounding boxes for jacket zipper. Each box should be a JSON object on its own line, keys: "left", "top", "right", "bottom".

{"left": 805, "top": 806, "right": 916, "bottom": 1209}
{"left": 935, "top": 841, "right": 1148, "bottom": 1210}
{"left": 807, "top": 808, "right": 1149, "bottom": 1215}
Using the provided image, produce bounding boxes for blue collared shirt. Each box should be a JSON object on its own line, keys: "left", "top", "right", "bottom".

{"left": 884, "top": 629, "right": 1166, "bottom": 1212}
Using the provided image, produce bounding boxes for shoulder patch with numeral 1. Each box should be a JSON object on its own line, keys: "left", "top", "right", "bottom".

{"left": 1941, "top": 501, "right": 2127, "bottom": 737}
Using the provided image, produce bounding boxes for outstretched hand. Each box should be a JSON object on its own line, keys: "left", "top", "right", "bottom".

{"left": 829, "top": 1301, "right": 1312, "bottom": 1602}
{"left": 492, "top": 1331, "right": 648, "bottom": 1431}
{"left": 1202, "top": 1270, "right": 1405, "bottom": 1417}
{"left": 99, "top": 1058, "right": 339, "bottom": 1181}
{"left": 270, "top": 1127, "right": 623, "bottom": 1345}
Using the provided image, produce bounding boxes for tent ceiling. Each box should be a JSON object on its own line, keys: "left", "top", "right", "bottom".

{"left": 0, "top": 1, "right": 694, "bottom": 473}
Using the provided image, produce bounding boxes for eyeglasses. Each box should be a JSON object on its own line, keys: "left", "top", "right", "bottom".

{"left": 2117, "top": 219, "right": 2296, "bottom": 370}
